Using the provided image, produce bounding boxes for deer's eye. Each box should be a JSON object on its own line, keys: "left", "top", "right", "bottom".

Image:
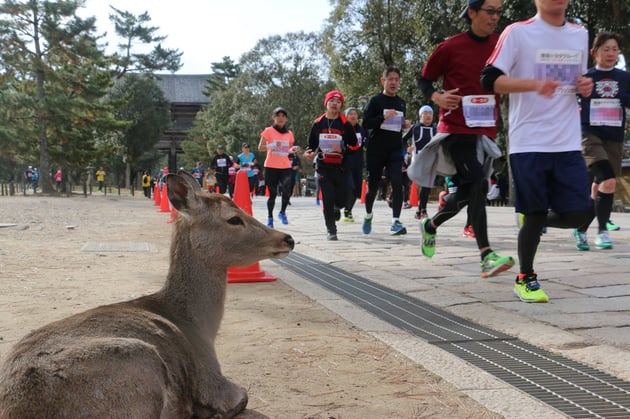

{"left": 227, "top": 216, "right": 244, "bottom": 226}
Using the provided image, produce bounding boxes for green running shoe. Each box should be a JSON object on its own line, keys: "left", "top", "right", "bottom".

{"left": 514, "top": 274, "right": 549, "bottom": 303}
{"left": 420, "top": 217, "right": 436, "bottom": 257}
{"left": 572, "top": 229, "right": 590, "bottom": 251}
{"left": 595, "top": 231, "right": 613, "bottom": 249}
{"left": 480, "top": 251, "right": 515, "bottom": 278}
{"left": 606, "top": 220, "right": 620, "bottom": 231}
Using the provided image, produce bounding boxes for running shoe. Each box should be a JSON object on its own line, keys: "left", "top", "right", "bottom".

{"left": 514, "top": 274, "right": 549, "bottom": 303}
{"left": 327, "top": 232, "right": 338, "bottom": 241}
{"left": 342, "top": 211, "right": 354, "bottom": 222}
{"left": 402, "top": 202, "right": 412, "bottom": 209}
{"left": 278, "top": 212, "right": 288, "bottom": 225}
{"left": 390, "top": 221, "right": 407, "bottom": 236}
{"left": 595, "top": 231, "right": 613, "bottom": 249}
{"left": 415, "top": 210, "right": 428, "bottom": 221}
{"left": 266, "top": 217, "right": 274, "bottom": 228}
{"left": 480, "top": 251, "right": 515, "bottom": 278}
{"left": 462, "top": 225, "right": 475, "bottom": 238}
{"left": 316, "top": 198, "right": 320, "bottom": 206}
{"left": 362, "top": 215, "right": 372, "bottom": 235}
{"left": 572, "top": 229, "right": 590, "bottom": 251}
{"left": 606, "top": 220, "right": 621, "bottom": 231}
{"left": 420, "top": 217, "right": 436, "bottom": 257}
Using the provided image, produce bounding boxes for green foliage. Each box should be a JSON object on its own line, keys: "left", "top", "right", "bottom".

{"left": 185, "top": 32, "right": 334, "bottom": 170}
{"left": 108, "top": 6, "right": 183, "bottom": 78}
{"left": 0, "top": 0, "right": 119, "bottom": 192}
{"left": 106, "top": 74, "right": 171, "bottom": 174}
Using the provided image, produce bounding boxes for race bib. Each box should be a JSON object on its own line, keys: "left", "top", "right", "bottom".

{"left": 217, "top": 158, "right": 227, "bottom": 167}
{"left": 534, "top": 49, "right": 582, "bottom": 95}
{"left": 269, "top": 139, "right": 290, "bottom": 156}
{"left": 589, "top": 98, "right": 622, "bottom": 127}
{"left": 319, "top": 133, "right": 343, "bottom": 153}
{"left": 462, "top": 95, "right": 496, "bottom": 127}
{"left": 380, "top": 109, "right": 404, "bottom": 132}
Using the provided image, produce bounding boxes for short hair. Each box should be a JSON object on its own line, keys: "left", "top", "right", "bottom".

{"left": 382, "top": 66, "right": 401, "bottom": 79}
{"left": 591, "top": 32, "right": 624, "bottom": 52}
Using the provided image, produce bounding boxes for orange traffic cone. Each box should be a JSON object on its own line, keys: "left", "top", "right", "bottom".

{"left": 228, "top": 170, "right": 276, "bottom": 283}
{"left": 265, "top": 186, "right": 270, "bottom": 197}
{"left": 232, "top": 170, "right": 252, "bottom": 215}
{"left": 360, "top": 179, "right": 367, "bottom": 204}
{"left": 166, "top": 207, "right": 177, "bottom": 224}
{"left": 409, "top": 183, "right": 419, "bottom": 207}
{"left": 159, "top": 183, "right": 170, "bottom": 212}
{"left": 153, "top": 183, "right": 161, "bottom": 206}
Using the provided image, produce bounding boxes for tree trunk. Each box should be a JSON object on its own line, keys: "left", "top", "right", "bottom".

{"left": 125, "top": 161, "right": 131, "bottom": 189}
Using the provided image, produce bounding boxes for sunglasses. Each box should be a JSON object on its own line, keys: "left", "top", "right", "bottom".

{"left": 479, "top": 8, "right": 503, "bottom": 16}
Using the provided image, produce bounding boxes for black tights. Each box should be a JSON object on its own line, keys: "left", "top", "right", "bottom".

{"left": 518, "top": 210, "right": 592, "bottom": 274}
{"left": 432, "top": 177, "right": 490, "bottom": 250}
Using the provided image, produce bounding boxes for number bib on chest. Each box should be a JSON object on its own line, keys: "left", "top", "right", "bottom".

{"left": 462, "top": 95, "right": 496, "bottom": 127}
{"left": 589, "top": 98, "right": 622, "bottom": 127}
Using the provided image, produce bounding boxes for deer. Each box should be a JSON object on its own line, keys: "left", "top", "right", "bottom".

{"left": 0, "top": 172, "right": 295, "bottom": 418}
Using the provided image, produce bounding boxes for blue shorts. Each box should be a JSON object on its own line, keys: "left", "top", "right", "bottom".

{"left": 509, "top": 151, "right": 591, "bottom": 214}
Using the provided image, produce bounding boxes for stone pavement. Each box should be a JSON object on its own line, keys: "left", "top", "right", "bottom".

{"left": 254, "top": 195, "right": 630, "bottom": 418}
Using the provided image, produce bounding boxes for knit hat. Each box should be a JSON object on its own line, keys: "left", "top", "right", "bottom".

{"left": 419, "top": 105, "right": 434, "bottom": 115}
{"left": 324, "top": 90, "right": 344, "bottom": 107}
{"left": 344, "top": 107, "right": 358, "bottom": 117}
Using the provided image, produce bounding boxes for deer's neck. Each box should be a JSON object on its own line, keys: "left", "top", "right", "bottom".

{"left": 158, "top": 230, "right": 227, "bottom": 338}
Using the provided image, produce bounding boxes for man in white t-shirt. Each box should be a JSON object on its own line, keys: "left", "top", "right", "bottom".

{"left": 481, "top": 0, "right": 594, "bottom": 303}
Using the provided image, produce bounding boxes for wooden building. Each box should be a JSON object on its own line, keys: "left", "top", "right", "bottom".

{"left": 155, "top": 74, "right": 210, "bottom": 172}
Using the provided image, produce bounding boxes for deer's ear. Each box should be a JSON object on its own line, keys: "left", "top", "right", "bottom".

{"left": 176, "top": 170, "right": 202, "bottom": 193}
{"left": 166, "top": 174, "right": 200, "bottom": 213}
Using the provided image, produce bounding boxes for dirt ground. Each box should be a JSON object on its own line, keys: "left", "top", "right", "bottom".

{"left": 0, "top": 193, "right": 500, "bottom": 418}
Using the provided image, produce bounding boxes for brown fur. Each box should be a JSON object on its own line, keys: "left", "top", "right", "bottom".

{"left": 0, "top": 173, "right": 294, "bottom": 418}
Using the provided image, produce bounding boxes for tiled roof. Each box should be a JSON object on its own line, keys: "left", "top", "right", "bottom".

{"left": 154, "top": 74, "right": 211, "bottom": 104}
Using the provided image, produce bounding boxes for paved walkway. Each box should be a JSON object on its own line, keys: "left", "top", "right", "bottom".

{"left": 254, "top": 195, "right": 630, "bottom": 418}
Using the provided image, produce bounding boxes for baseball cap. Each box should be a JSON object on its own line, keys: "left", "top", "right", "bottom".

{"left": 217, "top": 144, "right": 225, "bottom": 150}
{"left": 419, "top": 105, "right": 434, "bottom": 115}
{"left": 459, "top": 0, "right": 482, "bottom": 18}
{"left": 242, "top": 143, "right": 250, "bottom": 148}
{"left": 273, "top": 107, "right": 288, "bottom": 117}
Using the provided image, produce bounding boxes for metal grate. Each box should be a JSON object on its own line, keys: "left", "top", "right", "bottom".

{"left": 276, "top": 252, "right": 630, "bottom": 418}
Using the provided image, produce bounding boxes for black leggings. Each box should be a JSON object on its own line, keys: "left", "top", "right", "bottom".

{"left": 518, "top": 210, "right": 592, "bottom": 274}
{"left": 264, "top": 168, "right": 293, "bottom": 217}
{"left": 432, "top": 135, "right": 489, "bottom": 249}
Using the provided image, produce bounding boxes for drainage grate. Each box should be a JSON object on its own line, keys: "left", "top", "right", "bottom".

{"left": 276, "top": 252, "right": 630, "bottom": 419}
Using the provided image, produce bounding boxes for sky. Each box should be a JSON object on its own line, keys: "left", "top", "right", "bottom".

{"left": 78, "top": 0, "right": 332, "bottom": 75}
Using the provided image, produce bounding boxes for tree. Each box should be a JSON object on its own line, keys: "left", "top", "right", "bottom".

{"left": 186, "top": 32, "right": 333, "bottom": 171}
{"left": 0, "top": 0, "right": 118, "bottom": 193}
{"left": 203, "top": 56, "right": 240, "bottom": 95}
{"left": 108, "top": 6, "right": 183, "bottom": 78}
{"left": 107, "top": 74, "right": 171, "bottom": 187}
{"left": 323, "top": 0, "right": 427, "bottom": 110}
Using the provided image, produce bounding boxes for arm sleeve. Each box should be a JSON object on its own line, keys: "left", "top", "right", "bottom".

{"left": 480, "top": 64, "right": 506, "bottom": 92}
{"left": 417, "top": 77, "right": 436, "bottom": 101}
{"left": 306, "top": 123, "right": 319, "bottom": 152}
{"left": 361, "top": 96, "right": 385, "bottom": 130}
{"left": 344, "top": 122, "right": 359, "bottom": 151}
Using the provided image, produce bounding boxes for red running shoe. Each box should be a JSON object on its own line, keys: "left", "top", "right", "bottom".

{"left": 463, "top": 225, "right": 475, "bottom": 238}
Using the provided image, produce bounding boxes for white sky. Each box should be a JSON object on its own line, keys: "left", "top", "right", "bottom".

{"left": 78, "top": 0, "right": 332, "bottom": 74}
